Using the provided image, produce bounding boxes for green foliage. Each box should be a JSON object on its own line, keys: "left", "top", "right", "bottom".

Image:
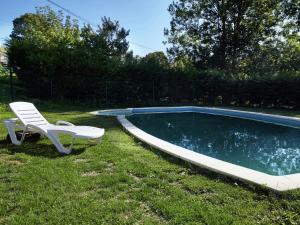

{"left": 0, "top": 65, "right": 9, "bottom": 77}
{"left": 165, "top": 0, "right": 282, "bottom": 71}
{"left": 165, "top": 0, "right": 299, "bottom": 76}
{"left": 6, "top": 4, "right": 300, "bottom": 107}
{"left": 7, "top": 6, "right": 130, "bottom": 99}
{"left": 141, "top": 51, "right": 169, "bottom": 69}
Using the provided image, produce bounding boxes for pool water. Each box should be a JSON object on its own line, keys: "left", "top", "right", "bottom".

{"left": 127, "top": 113, "right": 300, "bottom": 176}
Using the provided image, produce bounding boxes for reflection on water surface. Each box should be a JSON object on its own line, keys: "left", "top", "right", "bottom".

{"left": 127, "top": 113, "right": 300, "bottom": 176}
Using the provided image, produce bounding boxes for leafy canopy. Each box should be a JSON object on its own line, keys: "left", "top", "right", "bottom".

{"left": 164, "top": 0, "right": 298, "bottom": 74}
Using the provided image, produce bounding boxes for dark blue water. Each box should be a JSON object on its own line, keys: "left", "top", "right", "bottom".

{"left": 127, "top": 113, "right": 300, "bottom": 176}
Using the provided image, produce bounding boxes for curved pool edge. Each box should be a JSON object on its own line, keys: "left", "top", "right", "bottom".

{"left": 92, "top": 106, "right": 300, "bottom": 128}
{"left": 92, "top": 106, "right": 300, "bottom": 191}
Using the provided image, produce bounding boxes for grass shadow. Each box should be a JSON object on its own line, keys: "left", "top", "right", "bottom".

{"left": 69, "top": 114, "right": 121, "bottom": 130}
{"left": 0, "top": 138, "right": 86, "bottom": 158}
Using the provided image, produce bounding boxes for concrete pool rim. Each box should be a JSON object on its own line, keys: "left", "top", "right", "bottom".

{"left": 91, "top": 106, "right": 300, "bottom": 191}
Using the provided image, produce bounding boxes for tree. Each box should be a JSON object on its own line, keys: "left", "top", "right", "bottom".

{"left": 7, "top": 6, "right": 130, "bottom": 99}
{"left": 141, "top": 51, "right": 169, "bottom": 69}
{"left": 8, "top": 7, "right": 80, "bottom": 78}
{"left": 243, "top": 0, "right": 300, "bottom": 77}
{"left": 282, "top": 0, "right": 300, "bottom": 27}
{"left": 165, "top": 0, "right": 282, "bottom": 73}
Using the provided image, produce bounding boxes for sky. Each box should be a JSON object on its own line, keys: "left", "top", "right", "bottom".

{"left": 0, "top": 0, "right": 173, "bottom": 56}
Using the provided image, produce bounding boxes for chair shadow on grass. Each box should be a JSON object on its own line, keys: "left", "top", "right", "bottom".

{"left": 0, "top": 139, "right": 86, "bottom": 158}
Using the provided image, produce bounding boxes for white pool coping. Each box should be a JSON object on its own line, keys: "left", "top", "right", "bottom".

{"left": 92, "top": 106, "right": 300, "bottom": 191}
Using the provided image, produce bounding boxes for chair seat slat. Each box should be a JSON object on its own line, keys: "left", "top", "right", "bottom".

{"left": 25, "top": 120, "right": 46, "bottom": 123}
{"left": 34, "top": 123, "right": 48, "bottom": 126}
{"left": 19, "top": 113, "right": 38, "bottom": 116}
{"left": 17, "top": 110, "right": 35, "bottom": 112}
{"left": 23, "top": 116, "right": 41, "bottom": 119}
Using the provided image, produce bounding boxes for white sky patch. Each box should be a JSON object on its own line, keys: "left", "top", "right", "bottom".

{"left": 128, "top": 36, "right": 168, "bottom": 57}
{"left": 128, "top": 42, "right": 149, "bottom": 57}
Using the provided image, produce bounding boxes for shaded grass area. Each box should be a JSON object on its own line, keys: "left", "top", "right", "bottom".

{"left": 1, "top": 102, "right": 300, "bottom": 225}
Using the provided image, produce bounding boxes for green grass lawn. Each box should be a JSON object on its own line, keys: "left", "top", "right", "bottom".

{"left": 1, "top": 75, "right": 300, "bottom": 224}
{"left": 1, "top": 103, "right": 300, "bottom": 224}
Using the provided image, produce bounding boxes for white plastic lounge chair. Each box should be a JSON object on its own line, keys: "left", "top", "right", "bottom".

{"left": 4, "top": 102, "right": 105, "bottom": 154}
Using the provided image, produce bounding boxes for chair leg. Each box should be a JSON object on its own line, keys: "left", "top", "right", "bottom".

{"left": 69, "top": 137, "right": 75, "bottom": 151}
{"left": 95, "top": 137, "right": 102, "bottom": 145}
{"left": 20, "top": 128, "right": 28, "bottom": 144}
{"left": 4, "top": 121, "right": 22, "bottom": 145}
{"left": 47, "top": 132, "right": 72, "bottom": 154}
{"left": 88, "top": 137, "right": 102, "bottom": 145}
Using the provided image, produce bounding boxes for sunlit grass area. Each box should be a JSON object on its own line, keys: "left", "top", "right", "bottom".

{"left": 1, "top": 101, "right": 300, "bottom": 224}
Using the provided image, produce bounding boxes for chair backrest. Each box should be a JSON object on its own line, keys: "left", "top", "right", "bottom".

{"left": 9, "top": 102, "right": 49, "bottom": 126}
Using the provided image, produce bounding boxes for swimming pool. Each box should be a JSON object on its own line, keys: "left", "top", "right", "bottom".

{"left": 92, "top": 107, "right": 300, "bottom": 191}
{"left": 127, "top": 112, "right": 300, "bottom": 176}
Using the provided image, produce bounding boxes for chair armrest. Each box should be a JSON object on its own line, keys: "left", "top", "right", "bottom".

{"left": 56, "top": 121, "right": 75, "bottom": 126}
{"left": 3, "top": 118, "right": 19, "bottom": 122}
{"left": 3, "top": 118, "right": 24, "bottom": 129}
